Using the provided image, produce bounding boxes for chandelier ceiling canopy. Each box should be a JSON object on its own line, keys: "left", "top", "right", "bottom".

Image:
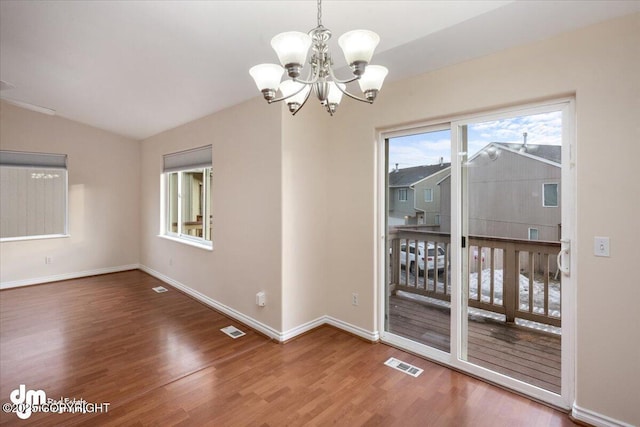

{"left": 249, "top": 0, "right": 388, "bottom": 116}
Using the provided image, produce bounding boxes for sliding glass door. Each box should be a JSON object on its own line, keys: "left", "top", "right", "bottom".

{"left": 381, "top": 100, "right": 574, "bottom": 408}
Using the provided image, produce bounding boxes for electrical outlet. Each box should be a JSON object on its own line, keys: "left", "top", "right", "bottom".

{"left": 44, "top": 256, "right": 52, "bottom": 265}
{"left": 169, "top": 257, "right": 173, "bottom": 266}
{"left": 352, "top": 292, "right": 359, "bottom": 306}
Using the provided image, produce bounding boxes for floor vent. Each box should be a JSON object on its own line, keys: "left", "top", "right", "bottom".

{"left": 221, "top": 325, "right": 246, "bottom": 339}
{"left": 384, "top": 357, "right": 423, "bottom": 377}
{"left": 152, "top": 286, "right": 168, "bottom": 293}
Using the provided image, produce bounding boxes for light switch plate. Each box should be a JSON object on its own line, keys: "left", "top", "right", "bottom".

{"left": 594, "top": 237, "right": 610, "bottom": 257}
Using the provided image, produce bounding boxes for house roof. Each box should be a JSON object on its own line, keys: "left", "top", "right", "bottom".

{"left": 389, "top": 163, "right": 451, "bottom": 187}
{"left": 492, "top": 142, "right": 561, "bottom": 164}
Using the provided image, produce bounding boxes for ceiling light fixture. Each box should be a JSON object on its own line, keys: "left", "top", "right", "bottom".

{"left": 249, "top": 0, "right": 388, "bottom": 116}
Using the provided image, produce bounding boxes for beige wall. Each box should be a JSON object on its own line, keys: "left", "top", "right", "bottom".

{"left": 0, "top": 101, "right": 140, "bottom": 285}
{"left": 322, "top": 13, "right": 639, "bottom": 425}
{"left": 139, "top": 97, "right": 284, "bottom": 332}
{"left": 281, "top": 105, "right": 330, "bottom": 333}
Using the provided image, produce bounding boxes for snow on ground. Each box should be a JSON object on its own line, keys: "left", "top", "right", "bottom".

{"left": 468, "top": 269, "right": 561, "bottom": 317}
{"left": 397, "top": 268, "right": 562, "bottom": 335}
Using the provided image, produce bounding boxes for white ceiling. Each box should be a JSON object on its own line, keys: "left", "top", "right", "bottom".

{"left": 1, "top": 1, "right": 638, "bottom": 140}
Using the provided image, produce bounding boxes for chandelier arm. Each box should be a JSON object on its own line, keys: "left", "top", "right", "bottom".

{"left": 292, "top": 76, "right": 319, "bottom": 85}
{"left": 325, "top": 68, "right": 373, "bottom": 103}
{"left": 267, "top": 82, "right": 311, "bottom": 104}
{"left": 335, "top": 84, "right": 374, "bottom": 104}
{"left": 292, "top": 85, "right": 313, "bottom": 116}
{"left": 326, "top": 67, "right": 360, "bottom": 85}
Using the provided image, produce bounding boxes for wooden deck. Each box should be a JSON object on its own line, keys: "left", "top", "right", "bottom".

{"left": 388, "top": 294, "right": 561, "bottom": 394}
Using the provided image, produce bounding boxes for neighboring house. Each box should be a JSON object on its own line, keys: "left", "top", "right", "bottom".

{"left": 412, "top": 167, "right": 451, "bottom": 227}
{"left": 388, "top": 162, "right": 451, "bottom": 226}
{"left": 439, "top": 142, "right": 561, "bottom": 241}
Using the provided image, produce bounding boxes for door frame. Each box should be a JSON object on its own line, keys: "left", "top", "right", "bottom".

{"left": 376, "top": 97, "right": 576, "bottom": 409}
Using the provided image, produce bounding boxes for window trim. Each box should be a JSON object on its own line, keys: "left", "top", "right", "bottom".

{"left": 398, "top": 188, "right": 408, "bottom": 202}
{"left": 424, "top": 188, "right": 433, "bottom": 202}
{"left": 543, "top": 182, "right": 559, "bottom": 207}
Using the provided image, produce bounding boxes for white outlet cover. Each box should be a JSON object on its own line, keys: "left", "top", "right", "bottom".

{"left": 594, "top": 237, "right": 610, "bottom": 257}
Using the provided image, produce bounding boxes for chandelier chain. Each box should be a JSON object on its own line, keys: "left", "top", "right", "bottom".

{"left": 317, "top": 0, "right": 322, "bottom": 27}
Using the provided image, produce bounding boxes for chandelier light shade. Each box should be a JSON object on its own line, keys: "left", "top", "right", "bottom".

{"left": 249, "top": 64, "right": 284, "bottom": 101}
{"left": 249, "top": 0, "right": 388, "bottom": 116}
{"left": 271, "top": 32, "right": 312, "bottom": 77}
{"left": 279, "top": 80, "right": 311, "bottom": 113}
{"left": 338, "top": 30, "right": 380, "bottom": 74}
{"left": 357, "top": 65, "right": 389, "bottom": 101}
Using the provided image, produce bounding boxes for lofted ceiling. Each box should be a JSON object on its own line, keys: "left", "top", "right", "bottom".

{"left": 1, "top": 1, "right": 638, "bottom": 140}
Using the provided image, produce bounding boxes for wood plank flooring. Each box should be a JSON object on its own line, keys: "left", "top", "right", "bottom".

{"left": 0, "top": 270, "right": 574, "bottom": 426}
{"left": 388, "top": 294, "right": 561, "bottom": 394}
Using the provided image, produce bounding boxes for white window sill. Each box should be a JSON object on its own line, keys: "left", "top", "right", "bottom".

{"left": 158, "top": 234, "right": 213, "bottom": 251}
{"left": 0, "top": 234, "right": 70, "bottom": 243}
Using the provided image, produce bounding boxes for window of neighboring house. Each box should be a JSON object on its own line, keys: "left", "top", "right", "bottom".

{"left": 543, "top": 183, "right": 559, "bottom": 207}
{"left": 424, "top": 188, "right": 433, "bottom": 202}
{"left": 435, "top": 214, "right": 440, "bottom": 226}
{"left": 162, "top": 145, "right": 213, "bottom": 248}
{"left": 0, "top": 150, "right": 68, "bottom": 241}
{"left": 398, "top": 188, "right": 408, "bottom": 202}
{"left": 528, "top": 228, "right": 539, "bottom": 240}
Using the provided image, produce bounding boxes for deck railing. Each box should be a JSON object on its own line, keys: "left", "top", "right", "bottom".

{"left": 389, "top": 228, "right": 561, "bottom": 327}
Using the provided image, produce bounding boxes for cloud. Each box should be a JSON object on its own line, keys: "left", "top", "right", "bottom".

{"left": 468, "top": 111, "right": 562, "bottom": 152}
{"left": 388, "top": 110, "right": 562, "bottom": 169}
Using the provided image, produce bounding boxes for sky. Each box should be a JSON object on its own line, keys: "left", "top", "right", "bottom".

{"left": 388, "top": 111, "right": 562, "bottom": 170}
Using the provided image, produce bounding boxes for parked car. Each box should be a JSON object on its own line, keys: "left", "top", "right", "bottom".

{"left": 399, "top": 243, "right": 446, "bottom": 275}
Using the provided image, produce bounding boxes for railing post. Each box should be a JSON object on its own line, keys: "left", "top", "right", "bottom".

{"left": 391, "top": 236, "right": 400, "bottom": 292}
{"left": 504, "top": 242, "right": 517, "bottom": 323}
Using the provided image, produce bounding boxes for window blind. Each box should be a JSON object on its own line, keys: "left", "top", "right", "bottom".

{"left": 0, "top": 150, "right": 67, "bottom": 169}
{"left": 163, "top": 145, "right": 212, "bottom": 173}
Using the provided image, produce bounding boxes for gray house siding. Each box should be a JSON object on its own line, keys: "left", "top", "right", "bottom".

{"left": 439, "top": 175, "right": 452, "bottom": 233}
{"left": 413, "top": 167, "right": 451, "bottom": 227}
{"left": 467, "top": 149, "right": 560, "bottom": 241}
{"left": 389, "top": 187, "right": 417, "bottom": 225}
{"left": 388, "top": 163, "right": 450, "bottom": 226}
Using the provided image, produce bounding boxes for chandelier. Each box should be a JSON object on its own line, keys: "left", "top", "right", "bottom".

{"left": 249, "top": 0, "right": 388, "bottom": 116}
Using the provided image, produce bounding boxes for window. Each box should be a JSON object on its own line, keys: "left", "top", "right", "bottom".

{"left": 528, "top": 228, "right": 539, "bottom": 240}
{"left": 398, "top": 188, "right": 408, "bottom": 202}
{"left": 543, "top": 183, "right": 558, "bottom": 207}
{"left": 0, "top": 150, "right": 68, "bottom": 241}
{"left": 162, "top": 146, "right": 212, "bottom": 247}
{"left": 435, "top": 214, "right": 440, "bottom": 225}
{"left": 424, "top": 188, "right": 433, "bottom": 202}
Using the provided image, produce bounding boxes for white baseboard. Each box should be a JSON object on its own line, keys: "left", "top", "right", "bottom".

{"left": 280, "top": 316, "right": 327, "bottom": 342}
{"left": 572, "top": 403, "right": 634, "bottom": 427}
{"left": 0, "top": 264, "right": 140, "bottom": 290}
{"left": 325, "top": 315, "right": 380, "bottom": 342}
{"left": 139, "top": 265, "right": 380, "bottom": 344}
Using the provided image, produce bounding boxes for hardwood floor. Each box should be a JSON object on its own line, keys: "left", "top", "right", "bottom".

{"left": 0, "top": 270, "right": 575, "bottom": 426}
